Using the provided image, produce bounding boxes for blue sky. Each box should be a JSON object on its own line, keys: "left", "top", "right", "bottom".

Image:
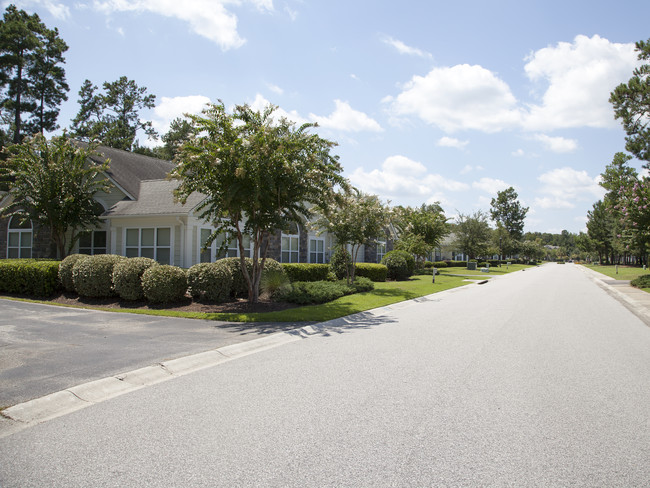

{"left": 7, "top": 0, "right": 650, "bottom": 233}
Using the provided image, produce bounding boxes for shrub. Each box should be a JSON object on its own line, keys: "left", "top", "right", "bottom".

{"left": 445, "top": 260, "right": 466, "bottom": 268}
{"left": 276, "top": 280, "right": 354, "bottom": 305}
{"left": 219, "top": 257, "right": 285, "bottom": 297}
{"left": 187, "top": 261, "right": 232, "bottom": 302}
{"left": 330, "top": 246, "right": 352, "bottom": 280}
{"left": 351, "top": 276, "right": 374, "bottom": 293}
{"left": 59, "top": 254, "right": 89, "bottom": 292}
{"left": 631, "top": 274, "right": 650, "bottom": 289}
{"left": 431, "top": 261, "right": 448, "bottom": 269}
{"left": 0, "top": 259, "right": 61, "bottom": 296}
{"left": 354, "top": 263, "right": 388, "bottom": 282}
{"left": 282, "top": 263, "right": 330, "bottom": 282}
{"left": 260, "top": 270, "right": 291, "bottom": 299}
{"left": 381, "top": 250, "right": 415, "bottom": 280}
{"left": 113, "top": 257, "right": 159, "bottom": 300}
{"left": 141, "top": 265, "right": 188, "bottom": 303}
{"left": 478, "top": 262, "right": 488, "bottom": 268}
{"left": 73, "top": 254, "right": 125, "bottom": 298}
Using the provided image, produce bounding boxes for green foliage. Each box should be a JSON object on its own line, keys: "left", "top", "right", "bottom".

{"left": 609, "top": 39, "right": 650, "bottom": 163}
{"left": 72, "top": 254, "right": 125, "bottom": 298}
{"left": 381, "top": 250, "right": 415, "bottom": 281}
{"left": 0, "top": 134, "right": 110, "bottom": 258}
{"left": 351, "top": 276, "right": 374, "bottom": 293}
{"left": 260, "top": 270, "right": 291, "bottom": 299}
{"left": 393, "top": 203, "right": 449, "bottom": 263}
{"left": 141, "top": 265, "right": 188, "bottom": 303}
{"left": 187, "top": 261, "right": 232, "bottom": 302}
{"left": 281, "top": 263, "right": 330, "bottom": 282}
{"left": 329, "top": 246, "right": 353, "bottom": 280}
{"left": 112, "top": 257, "right": 159, "bottom": 301}
{"left": 354, "top": 263, "right": 388, "bottom": 282}
{"left": 0, "top": 259, "right": 60, "bottom": 296}
{"left": 429, "top": 261, "right": 448, "bottom": 268}
{"left": 219, "top": 257, "right": 285, "bottom": 298}
{"left": 490, "top": 187, "right": 528, "bottom": 241}
{"left": 59, "top": 254, "right": 89, "bottom": 292}
{"left": 453, "top": 210, "right": 492, "bottom": 260}
{"left": 276, "top": 280, "right": 355, "bottom": 305}
{"left": 171, "top": 102, "right": 346, "bottom": 303}
{"left": 0, "top": 5, "right": 69, "bottom": 142}
{"left": 70, "top": 76, "right": 157, "bottom": 151}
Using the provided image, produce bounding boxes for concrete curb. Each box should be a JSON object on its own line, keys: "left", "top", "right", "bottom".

{"left": 0, "top": 280, "right": 485, "bottom": 438}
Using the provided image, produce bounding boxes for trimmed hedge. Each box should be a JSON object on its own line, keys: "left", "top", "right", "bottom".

{"left": 73, "top": 254, "right": 125, "bottom": 298}
{"left": 445, "top": 260, "right": 467, "bottom": 268}
{"left": 277, "top": 280, "right": 354, "bottom": 305}
{"left": 59, "top": 254, "right": 89, "bottom": 292}
{"left": 425, "top": 261, "right": 448, "bottom": 269}
{"left": 631, "top": 274, "right": 650, "bottom": 289}
{"left": 0, "top": 259, "right": 61, "bottom": 297}
{"left": 351, "top": 276, "right": 374, "bottom": 292}
{"left": 141, "top": 265, "right": 188, "bottom": 303}
{"left": 219, "top": 257, "right": 285, "bottom": 297}
{"left": 354, "top": 263, "right": 388, "bottom": 282}
{"left": 187, "top": 261, "right": 232, "bottom": 302}
{"left": 381, "top": 250, "right": 415, "bottom": 281}
{"left": 282, "top": 263, "right": 330, "bottom": 282}
{"left": 112, "top": 257, "right": 159, "bottom": 300}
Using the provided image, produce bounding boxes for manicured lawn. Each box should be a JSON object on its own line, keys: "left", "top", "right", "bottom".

{"left": 438, "top": 263, "right": 534, "bottom": 277}
{"left": 582, "top": 264, "right": 650, "bottom": 281}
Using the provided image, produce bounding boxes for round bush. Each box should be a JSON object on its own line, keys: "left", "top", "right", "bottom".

{"left": 59, "top": 254, "right": 89, "bottom": 292}
{"left": 220, "top": 257, "right": 285, "bottom": 297}
{"left": 330, "top": 246, "right": 352, "bottom": 280}
{"left": 141, "top": 265, "right": 188, "bottom": 303}
{"left": 381, "top": 250, "right": 415, "bottom": 281}
{"left": 631, "top": 274, "right": 650, "bottom": 289}
{"left": 354, "top": 263, "right": 388, "bottom": 282}
{"left": 73, "top": 254, "right": 125, "bottom": 297}
{"left": 187, "top": 261, "right": 232, "bottom": 302}
{"left": 112, "top": 257, "right": 159, "bottom": 300}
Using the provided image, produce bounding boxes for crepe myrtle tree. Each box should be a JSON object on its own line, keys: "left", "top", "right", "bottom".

{"left": 313, "top": 189, "right": 390, "bottom": 283}
{"left": 172, "top": 101, "right": 347, "bottom": 303}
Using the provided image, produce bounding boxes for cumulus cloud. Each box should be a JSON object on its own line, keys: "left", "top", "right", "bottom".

{"left": 437, "top": 136, "right": 469, "bottom": 149}
{"left": 350, "top": 155, "right": 469, "bottom": 202}
{"left": 535, "top": 167, "right": 604, "bottom": 209}
{"left": 524, "top": 35, "right": 639, "bottom": 130}
{"left": 150, "top": 95, "right": 211, "bottom": 134}
{"left": 385, "top": 64, "right": 523, "bottom": 133}
{"left": 92, "top": 0, "right": 273, "bottom": 50}
{"left": 11, "top": 0, "right": 70, "bottom": 19}
{"left": 512, "top": 149, "right": 525, "bottom": 157}
{"left": 471, "top": 177, "right": 511, "bottom": 195}
{"left": 309, "top": 100, "right": 383, "bottom": 132}
{"left": 383, "top": 36, "right": 432, "bottom": 59}
{"left": 533, "top": 134, "right": 578, "bottom": 153}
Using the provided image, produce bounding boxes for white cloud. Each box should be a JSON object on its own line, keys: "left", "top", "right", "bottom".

{"left": 535, "top": 167, "right": 605, "bottom": 209}
{"left": 309, "top": 100, "right": 383, "bottom": 133}
{"left": 472, "top": 177, "right": 511, "bottom": 195}
{"left": 383, "top": 36, "right": 432, "bottom": 59}
{"left": 150, "top": 95, "right": 211, "bottom": 134}
{"left": 437, "top": 136, "right": 469, "bottom": 149}
{"left": 460, "top": 164, "right": 483, "bottom": 175}
{"left": 11, "top": 0, "right": 70, "bottom": 19}
{"left": 92, "top": 0, "right": 273, "bottom": 50}
{"left": 350, "top": 155, "right": 469, "bottom": 202}
{"left": 524, "top": 35, "right": 639, "bottom": 130}
{"left": 512, "top": 148, "right": 525, "bottom": 157}
{"left": 533, "top": 134, "right": 578, "bottom": 153}
{"left": 386, "top": 64, "right": 523, "bottom": 133}
{"left": 266, "top": 83, "right": 284, "bottom": 95}
{"left": 249, "top": 94, "right": 309, "bottom": 125}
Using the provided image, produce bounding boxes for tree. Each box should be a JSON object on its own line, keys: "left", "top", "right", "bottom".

{"left": 453, "top": 210, "right": 491, "bottom": 260}
{"left": 315, "top": 189, "right": 389, "bottom": 283}
{"left": 70, "top": 76, "right": 157, "bottom": 151}
{"left": 0, "top": 133, "right": 110, "bottom": 258}
{"left": 587, "top": 200, "right": 615, "bottom": 264}
{"left": 171, "top": 102, "right": 347, "bottom": 303}
{"left": 610, "top": 39, "right": 650, "bottom": 164}
{"left": 394, "top": 203, "right": 449, "bottom": 265}
{"left": 0, "top": 5, "right": 69, "bottom": 143}
{"left": 490, "top": 187, "right": 528, "bottom": 241}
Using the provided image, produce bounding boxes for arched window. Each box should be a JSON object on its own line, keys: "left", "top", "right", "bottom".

{"left": 7, "top": 216, "right": 32, "bottom": 259}
{"left": 281, "top": 222, "right": 300, "bottom": 263}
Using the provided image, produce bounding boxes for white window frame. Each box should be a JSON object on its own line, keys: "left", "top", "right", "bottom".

{"left": 199, "top": 228, "right": 253, "bottom": 262}
{"left": 376, "top": 240, "right": 387, "bottom": 263}
{"left": 124, "top": 227, "right": 172, "bottom": 265}
{"left": 281, "top": 231, "right": 300, "bottom": 263}
{"left": 309, "top": 238, "right": 325, "bottom": 264}
{"left": 7, "top": 216, "right": 32, "bottom": 259}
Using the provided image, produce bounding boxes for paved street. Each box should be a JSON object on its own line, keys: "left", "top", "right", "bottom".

{"left": 1, "top": 263, "right": 650, "bottom": 486}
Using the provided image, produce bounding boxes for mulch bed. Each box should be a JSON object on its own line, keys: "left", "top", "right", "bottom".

{"left": 38, "top": 292, "right": 299, "bottom": 314}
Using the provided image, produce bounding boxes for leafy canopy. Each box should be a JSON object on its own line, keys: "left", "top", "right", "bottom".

{"left": 172, "top": 101, "right": 347, "bottom": 302}
{"left": 490, "top": 186, "right": 528, "bottom": 241}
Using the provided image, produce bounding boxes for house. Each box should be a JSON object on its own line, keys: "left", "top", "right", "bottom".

{"left": 0, "top": 145, "right": 392, "bottom": 266}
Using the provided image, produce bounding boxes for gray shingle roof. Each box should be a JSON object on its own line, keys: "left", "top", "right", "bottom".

{"left": 103, "top": 179, "right": 205, "bottom": 217}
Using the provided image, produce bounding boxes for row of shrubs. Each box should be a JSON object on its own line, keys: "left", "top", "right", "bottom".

{"left": 0, "top": 259, "right": 61, "bottom": 296}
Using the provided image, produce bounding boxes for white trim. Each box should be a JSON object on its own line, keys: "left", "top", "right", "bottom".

{"left": 101, "top": 171, "right": 135, "bottom": 201}
{"left": 123, "top": 226, "right": 174, "bottom": 265}
{"left": 308, "top": 237, "right": 325, "bottom": 264}
{"left": 7, "top": 216, "right": 33, "bottom": 259}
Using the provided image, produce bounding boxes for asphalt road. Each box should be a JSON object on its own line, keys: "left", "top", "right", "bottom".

{"left": 0, "top": 299, "right": 303, "bottom": 407}
{"left": 2, "top": 263, "right": 650, "bottom": 487}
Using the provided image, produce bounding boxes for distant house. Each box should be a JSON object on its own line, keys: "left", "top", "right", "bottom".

{"left": 0, "top": 146, "right": 392, "bottom": 265}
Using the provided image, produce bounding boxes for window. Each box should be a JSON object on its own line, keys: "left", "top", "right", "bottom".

{"left": 309, "top": 238, "right": 325, "bottom": 263}
{"left": 78, "top": 230, "right": 107, "bottom": 255}
{"left": 200, "top": 229, "right": 251, "bottom": 262}
{"left": 376, "top": 240, "right": 387, "bottom": 263}
{"left": 125, "top": 227, "right": 171, "bottom": 264}
{"left": 7, "top": 216, "right": 32, "bottom": 259}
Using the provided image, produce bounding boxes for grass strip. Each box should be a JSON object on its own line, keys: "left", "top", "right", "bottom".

{"left": 582, "top": 264, "right": 650, "bottom": 281}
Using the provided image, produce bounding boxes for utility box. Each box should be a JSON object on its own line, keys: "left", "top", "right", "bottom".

{"left": 467, "top": 261, "right": 477, "bottom": 271}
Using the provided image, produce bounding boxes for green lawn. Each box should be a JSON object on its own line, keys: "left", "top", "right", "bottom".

{"left": 582, "top": 264, "right": 650, "bottom": 281}
{"left": 438, "top": 263, "right": 533, "bottom": 277}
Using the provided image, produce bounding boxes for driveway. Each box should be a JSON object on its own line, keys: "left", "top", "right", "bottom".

{"left": 0, "top": 299, "right": 303, "bottom": 407}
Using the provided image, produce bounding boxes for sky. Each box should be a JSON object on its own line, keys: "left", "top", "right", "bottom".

{"left": 6, "top": 0, "right": 650, "bottom": 234}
